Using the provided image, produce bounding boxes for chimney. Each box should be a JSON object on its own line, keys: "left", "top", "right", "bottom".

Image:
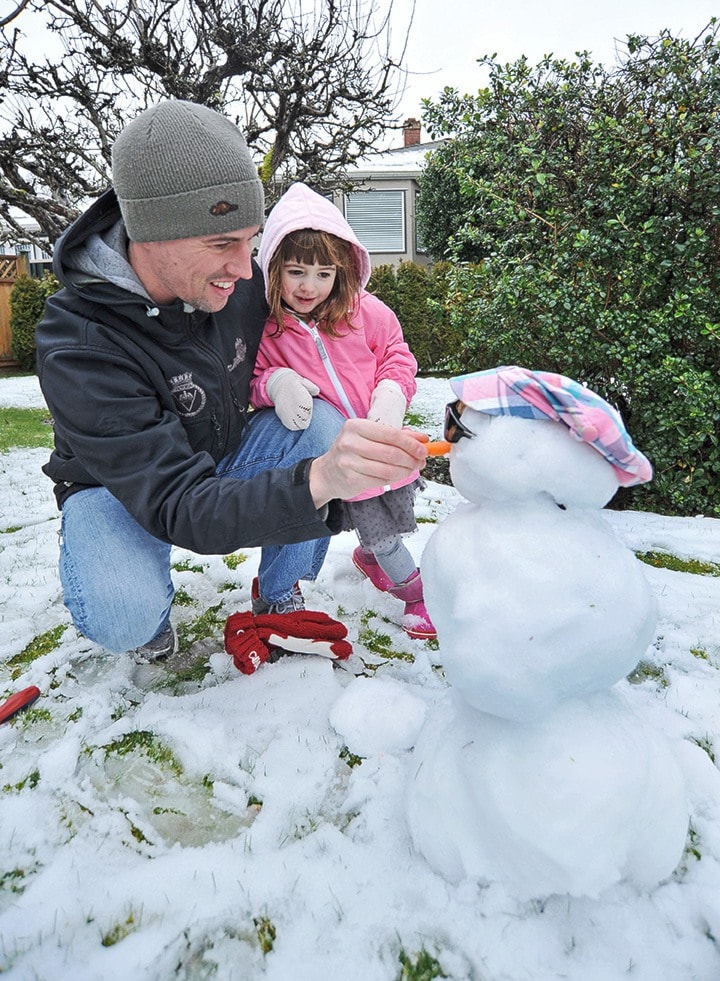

{"left": 403, "top": 117, "right": 421, "bottom": 147}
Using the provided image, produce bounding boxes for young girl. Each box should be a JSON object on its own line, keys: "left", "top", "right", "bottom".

{"left": 250, "top": 182, "right": 435, "bottom": 640}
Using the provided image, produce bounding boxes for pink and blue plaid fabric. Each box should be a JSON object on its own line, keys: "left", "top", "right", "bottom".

{"left": 449, "top": 366, "right": 653, "bottom": 487}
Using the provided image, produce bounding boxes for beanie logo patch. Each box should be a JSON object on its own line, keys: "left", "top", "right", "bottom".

{"left": 210, "top": 200, "right": 239, "bottom": 216}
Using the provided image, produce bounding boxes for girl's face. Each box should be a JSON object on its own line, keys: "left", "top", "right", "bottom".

{"left": 280, "top": 260, "right": 337, "bottom": 317}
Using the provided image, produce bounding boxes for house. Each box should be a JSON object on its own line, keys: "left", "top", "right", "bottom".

{"left": 333, "top": 118, "right": 441, "bottom": 269}
{"left": 0, "top": 216, "right": 53, "bottom": 279}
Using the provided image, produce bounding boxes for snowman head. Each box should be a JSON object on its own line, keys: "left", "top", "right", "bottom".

{"left": 445, "top": 367, "right": 653, "bottom": 508}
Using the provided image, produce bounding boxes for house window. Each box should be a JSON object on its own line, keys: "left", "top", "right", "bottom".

{"left": 344, "top": 190, "right": 405, "bottom": 252}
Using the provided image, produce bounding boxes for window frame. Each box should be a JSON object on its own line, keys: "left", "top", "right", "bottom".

{"left": 343, "top": 188, "right": 406, "bottom": 254}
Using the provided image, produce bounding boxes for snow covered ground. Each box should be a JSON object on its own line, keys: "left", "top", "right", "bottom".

{"left": 2, "top": 374, "right": 720, "bottom": 980}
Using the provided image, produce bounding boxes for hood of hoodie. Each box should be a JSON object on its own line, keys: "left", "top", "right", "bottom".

{"left": 256, "top": 182, "right": 372, "bottom": 301}
{"left": 53, "top": 189, "right": 146, "bottom": 297}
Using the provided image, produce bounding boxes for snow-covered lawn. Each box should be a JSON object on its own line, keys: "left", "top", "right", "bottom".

{"left": 1, "top": 374, "right": 720, "bottom": 980}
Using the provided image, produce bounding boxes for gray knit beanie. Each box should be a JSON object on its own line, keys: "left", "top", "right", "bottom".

{"left": 111, "top": 99, "right": 265, "bottom": 243}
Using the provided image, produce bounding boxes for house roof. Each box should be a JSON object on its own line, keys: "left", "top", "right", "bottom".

{"left": 348, "top": 140, "right": 443, "bottom": 180}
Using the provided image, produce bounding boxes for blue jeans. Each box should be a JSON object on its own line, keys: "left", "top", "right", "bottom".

{"left": 58, "top": 401, "right": 344, "bottom": 653}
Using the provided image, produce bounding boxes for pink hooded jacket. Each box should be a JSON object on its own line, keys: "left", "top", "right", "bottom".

{"left": 250, "top": 182, "right": 419, "bottom": 499}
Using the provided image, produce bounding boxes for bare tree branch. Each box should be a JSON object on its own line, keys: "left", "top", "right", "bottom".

{"left": 0, "top": 0, "right": 414, "bottom": 247}
{"left": 0, "top": 0, "right": 31, "bottom": 29}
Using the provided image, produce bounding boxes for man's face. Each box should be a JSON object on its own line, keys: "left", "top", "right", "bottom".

{"left": 130, "top": 226, "right": 261, "bottom": 312}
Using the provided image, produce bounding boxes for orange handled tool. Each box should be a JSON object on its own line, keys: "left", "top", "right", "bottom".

{"left": 0, "top": 686, "right": 40, "bottom": 724}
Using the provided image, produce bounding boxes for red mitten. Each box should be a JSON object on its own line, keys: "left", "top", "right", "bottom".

{"left": 224, "top": 611, "right": 270, "bottom": 675}
{"left": 255, "top": 611, "right": 353, "bottom": 661}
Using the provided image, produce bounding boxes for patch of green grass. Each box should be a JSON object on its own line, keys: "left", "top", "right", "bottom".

{"left": 223, "top": 552, "right": 248, "bottom": 570}
{"left": 691, "top": 648, "right": 711, "bottom": 663}
{"left": 0, "top": 868, "right": 28, "bottom": 894}
{"left": 675, "top": 821, "right": 702, "bottom": 880}
{"left": 636, "top": 551, "right": 720, "bottom": 577}
{"left": 626, "top": 660, "right": 669, "bottom": 688}
{"left": 416, "top": 515, "right": 438, "bottom": 524}
{"left": 690, "top": 733, "right": 716, "bottom": 764}
{"left": 6, "top": 624, "right": 67, "bottom": 679}
{"left": 339, "top": 745, "right": 364, "bottom": 768}
{"left": 119, "top": 809, "right": 154, "bottom": 845}
{"left": 254, "top": 916, "right": 276, "bottom": 955}
{"left": 3, "top": 768, "right": 40, "bottom": 793}
{"left": 172, "top": 586, "right": 195, "bottom": 607}
{"left": 172, "top": 558, "right": 205, "bottom": 574}
{"left": 19, "top": 706, "right": 52, "bottom": 725}
{"left": 101, "top": 911, "right": 138, "bottom": 947}
{"left": 0, "top": 406, "right": 54, "bottom": 452}
{"left": 685, "top": 822, "right": 702, "bottom": 862}
{"left": 397, "top": 947, "right": 446, "bottom": 980}
{"left": 171, "top": 657, "right": 212, "bottom": 687}
{"left": 177, "top": 603, "right": 224, "bottom": 650}
{"left": 102, "top": 730, "right": 183, "bottom": 777}
{"left": 358, "top": 625, "right": 415, "bottom": 663}
{"left": 404, "top": 410, "right": 429, "bottom": 429}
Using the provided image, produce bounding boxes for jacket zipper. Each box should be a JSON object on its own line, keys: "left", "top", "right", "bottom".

{"left": 299, "top": 318, "right": 357, "bottom": 419}
{"left": 187, "top": 310, "right": 234, "bottom": 456}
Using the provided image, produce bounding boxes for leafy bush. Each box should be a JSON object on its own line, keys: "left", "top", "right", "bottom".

{"left": 416, "top": 134, "right": 476, "bottom": 263}
{"left": 10, "top": 273, "right": 60, "bottom": 372}
{"left": 417, "top": 22, "right": 720, "bottom": 516}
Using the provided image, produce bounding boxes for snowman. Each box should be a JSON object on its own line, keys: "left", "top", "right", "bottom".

{"left": 406, "top": 366, "right": 688, "bottom": 900}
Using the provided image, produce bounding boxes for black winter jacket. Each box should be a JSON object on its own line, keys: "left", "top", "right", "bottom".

{"left": 36, "top": 189, "right": 340, "bottom": 554}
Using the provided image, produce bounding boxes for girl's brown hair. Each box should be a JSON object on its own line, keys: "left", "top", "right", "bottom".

{"left": 266, "top": 228, "right": 361, "bottom": 337}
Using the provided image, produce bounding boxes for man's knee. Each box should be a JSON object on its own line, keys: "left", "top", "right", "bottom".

{"left": 64, "top": 583, "right": 171, "bottom": 654}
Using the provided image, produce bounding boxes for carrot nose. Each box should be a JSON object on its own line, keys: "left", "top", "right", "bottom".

{"left": 425, "top": 440, "right": 452, "bottom": 457}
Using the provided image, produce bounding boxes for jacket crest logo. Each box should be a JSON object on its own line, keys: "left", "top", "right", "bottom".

{"left": 210, "top": 200, "right": 239, "bottom": 216}
{"left": 169, "top": 372, "right": 207, "bottom": 417}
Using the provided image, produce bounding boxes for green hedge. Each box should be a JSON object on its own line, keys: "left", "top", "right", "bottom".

{"left": 367, "top": 260, "right": 465, "bottom": 375}
{"left": 10, "top": 273, "right": 60, "bottom": 372}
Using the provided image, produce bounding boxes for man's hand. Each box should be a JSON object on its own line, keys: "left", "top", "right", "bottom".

{"left": 308, "top": 418, "right": 428, "bottom": 507}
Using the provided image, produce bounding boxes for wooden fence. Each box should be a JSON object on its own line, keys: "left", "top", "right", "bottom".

{"left": 0, "top": 254, "right": 28, "bottom": 369}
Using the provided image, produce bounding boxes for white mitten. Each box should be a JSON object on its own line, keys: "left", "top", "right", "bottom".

{"left": 367, "top": 379, "right": 407, "bottom": 428}
{"left": 266, "top": 368, "right": 320, "bottom": 431}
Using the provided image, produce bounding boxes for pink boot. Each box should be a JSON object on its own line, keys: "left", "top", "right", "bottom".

{"left": 352, "top": 546, "right": 395, "bottom": 592}
{"left": 389, "top": 570, "right": 437, "bottom": 641}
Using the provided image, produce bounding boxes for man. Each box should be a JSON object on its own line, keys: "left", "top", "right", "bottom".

{"left": 35, "top": 99, "right": 426, "bottom": 660}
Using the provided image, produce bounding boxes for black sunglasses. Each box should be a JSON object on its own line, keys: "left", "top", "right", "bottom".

{"left": 444, "top": 399, "right": 475, "bottom": 443}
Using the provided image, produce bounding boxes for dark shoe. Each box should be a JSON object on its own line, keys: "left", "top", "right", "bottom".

{"left": 251, "top": 577, "right": 305, "bottom": 616}
{"left": 131, "top": 625, "right": 175, "bottom": 662}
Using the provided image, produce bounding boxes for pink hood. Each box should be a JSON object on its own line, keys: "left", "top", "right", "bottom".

{"left": 257, "top": 182, "right": 372, "bottom": 299}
